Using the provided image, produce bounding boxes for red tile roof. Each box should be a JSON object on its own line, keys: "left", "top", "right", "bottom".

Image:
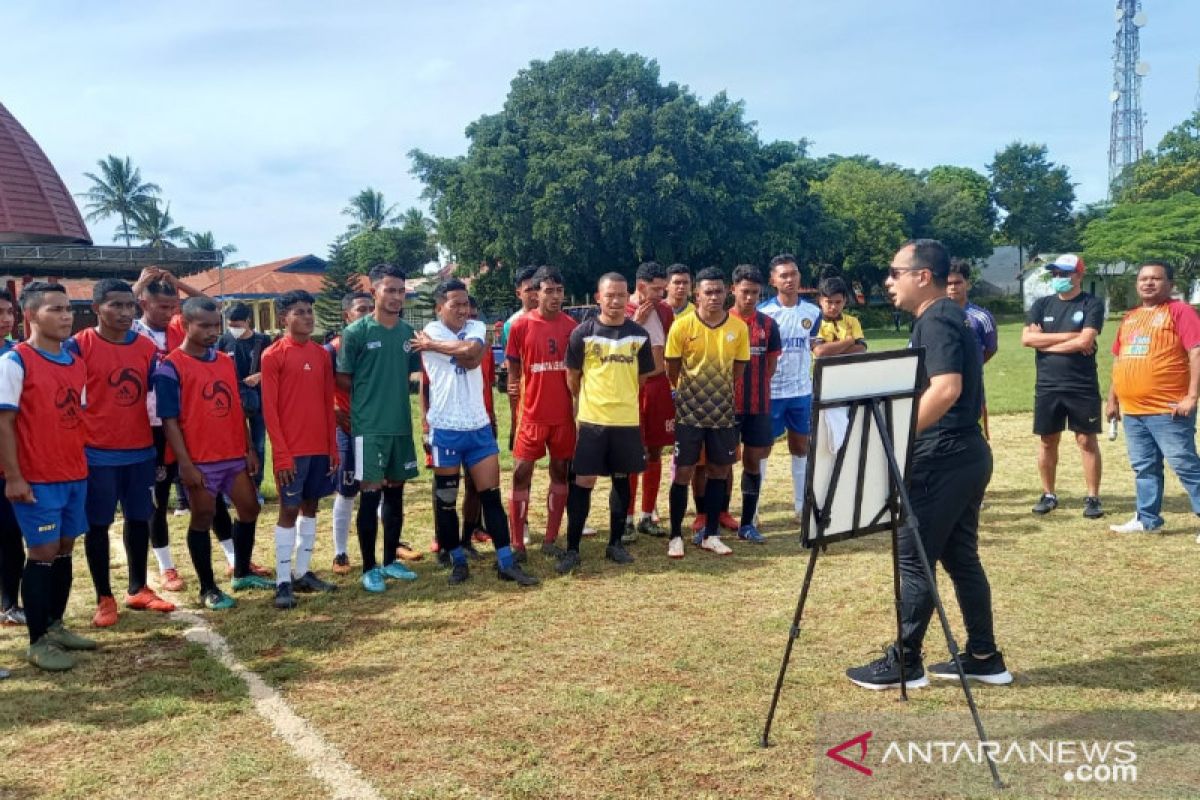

{"left": 0, "top": 102, "right": 91, "bottom": 245}
{"left": 188, "top": 256, "right": 323, "bottom": 297}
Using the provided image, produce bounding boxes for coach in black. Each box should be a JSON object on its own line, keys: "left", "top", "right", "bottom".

{"left": 845, "top": 239, "right": 1012, "bottom": 690}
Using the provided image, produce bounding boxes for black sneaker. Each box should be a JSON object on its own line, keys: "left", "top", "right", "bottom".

{"left": 845, "top": 645, "right": 928, "bottom": 690}
{"left": 1082, "top": 496, "right": 1104, "bottom": 519}
{"left": 449, "top": 562, "right": 470, "bottom": 585}
{"left": 513, "top": 548, "right": 528, "bottom": 564}
{"left": 294, "top": 571, "right": 337, "bottom": 593}
{"left": 541, "top": 540, "right": 566, "bottom": 558}
{"left": 605, "top": 543, "right": 635, "bottom": 564}
{"left": 273, "top": 582, "right": 297, "bottom": 610}
{"left": 928, "top": 650, "right": 1013, "bottom": 685}
{"left": 555, "top": 550, "right": 581, "bottom": 575}
{"left": 1032, "top": 493, "right": 1058, "bottom": 514}
{"left": 436, "top": 550, "right": 451, "bottom": 568}
{"left": 497, "top": 563, "right": 540, "bottom": 587}
{"left": 461, "top": 542, "right": 484, "bottom": 561}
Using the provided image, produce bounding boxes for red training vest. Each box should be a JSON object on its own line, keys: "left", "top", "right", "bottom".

{"left": 164, "top": 349, "right": 247, "bottom": 463}
{"left": 73, "top": 329, "right": 156, "bottom": 451}
{"left": 13, "top": 342, "right": 87, "bottom": 483}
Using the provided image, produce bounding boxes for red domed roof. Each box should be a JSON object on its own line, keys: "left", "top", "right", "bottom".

{"left": 0, "top": 102, "right": 91, "bottom": 245}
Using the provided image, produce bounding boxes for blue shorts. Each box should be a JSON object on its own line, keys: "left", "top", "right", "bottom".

{"left": 12, "top": 480, "right": 87, "bottom": 547}
{"left": 771, "top": 395, "right": 812, "bottom": 438}
{"left": 335, "top": 427, "right": 359, "bottom": 498}
{"left": 85, "top": 458, "right": 156, "bottom": 526}
{"left": 432, "top": 426, "right": 499, "bottom": 470}
{"left": 279, "top": 455, "right": 335, "bottom": 507}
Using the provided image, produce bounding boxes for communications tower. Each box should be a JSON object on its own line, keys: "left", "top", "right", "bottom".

{"left": 1108, "top": 1, "right": 1149, "bottom": 196}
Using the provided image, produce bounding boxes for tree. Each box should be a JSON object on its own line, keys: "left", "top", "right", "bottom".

{"left": 315, "top": 242, "right": 361, "bottom": 331}
{"left": 1082, "top": 192, "right": 1200, "bottom": 278}
{"left": 132, "top": 201, "right": 187, "bottom": 248}
{"left": 77, "top": 155, "right": 161, "bottom": 246}
{"left": 1118, "top": 110, "right": 1200, "bottom": 202}
{"left": 988, "top": 142, "right": 1076, "bottom": 265}
{"left": 342, "top": 188, "right": 401, "bottom": 237}
{"left": 341, "top": 208, "right": 437, "bottom": 276}
{"left": 185, "top": 230, "right": 246, "bottom": 265}
{"left": 919, "top": 165, "right": 996, "bottom": 260}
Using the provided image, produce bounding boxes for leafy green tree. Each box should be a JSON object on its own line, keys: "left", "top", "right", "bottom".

{"left": 1082, "top": 192, "right": 1200, "bottom": 278}
{"left": 1118, "top": 111, "right": 1200, "bottom": 202}
{"left": 988, "top": 142, "right": 1076, "bottom": 265}
{"left": 184, "top": 230, "right": 246, "bottom": 265}
{"left": 342, "top": 188, "right": 401, "bottom": 237}
{"left": 315, "top": 242, "right": 361, "bottom": 331}
{"left": 919, "top": 165, "right": 996, "bottom": 260}
{"left": 77, "top": 155, "right": 161, "bottom": 246}
{"left": 341, "top": 208, "right": 437, "bottom": 276}
{"left": 132, "top": 200, "right": 187, "bottom": 248}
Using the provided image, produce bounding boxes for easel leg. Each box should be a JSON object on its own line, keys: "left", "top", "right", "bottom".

{"left": 760, "top": 544, "right": 820, "bottom": 748}
{"left": 890, "top": 520, "right": 908, "bottom": 702}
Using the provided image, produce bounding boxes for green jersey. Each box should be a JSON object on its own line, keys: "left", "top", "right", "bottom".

{"left": 336, "top": 315, "right": 421, "bottom": 436}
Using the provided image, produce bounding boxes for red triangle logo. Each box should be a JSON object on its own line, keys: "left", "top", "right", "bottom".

{"left": 826, "top": 731, "right": 873, "bottom": 776}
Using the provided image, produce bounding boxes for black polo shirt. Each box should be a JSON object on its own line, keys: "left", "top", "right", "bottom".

{"left": 1026, "top": 292, "right": 1105, "bottom": 394}
{"left": 911, "top": 298, "right": 983, "bottom": 463}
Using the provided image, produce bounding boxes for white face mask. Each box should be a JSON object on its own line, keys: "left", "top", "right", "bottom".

{"left": 228, "top": 324, "right": 251, "bottom": 339}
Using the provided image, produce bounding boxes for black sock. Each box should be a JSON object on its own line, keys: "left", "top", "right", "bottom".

{"left": 123, "top": 520, "right": 151, "bottom": 594}
{"left": 479, "top": 488, "right": 511, "bottom": 550}
{"left": 186, "top": 528, "right": 217, "bottom": 594}
{"left": 49, "top": 554, "right": 72, "bottom": 623}
{"left": 692, "top": 484, "right": 703, "bottom": 512}
{"left": 213, "top": 496, "right": 233, "bottom": 543}
{"left": 0, "top": 518, "right": 25, "bottom": 610}
{"left": 433, "top": 474, "right": 461, "bottom": 555}
{"left": 151, "top": 471, "right": 173, "bottom": 549}
{"left": 357, "top": 490, "right": 381, "bottom": 571}
{"left": 232, "top": 519, "right": 256, "bottom": 578}
{"left": 722, "top": 477, "right": 733, "bottom": 514}
{"left": 609, "top": 474, "right": 631, "bottom": 546}
{"left": 380, "top": 486, "right": 404, "bottom": 566}
{"left": 566, "top": 483, "right": 592, "bottom": 553}
{"left": 669, "top": 482, "right": 689, "bottom": 539}
{"left": 22, "top": 559, "right": 53, "bottom": 644}
{"left": 703, "top": 481, "right": 723, "bottom": 538}
{"left": 740, "top": 470, "right": 762, "bottom": 528}
{"left": 84, "top": 524, "right": 112, "bottom": 601}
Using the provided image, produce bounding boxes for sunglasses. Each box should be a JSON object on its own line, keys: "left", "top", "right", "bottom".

{"left": 887, "top": 267, "right": 926, "bottom": 280}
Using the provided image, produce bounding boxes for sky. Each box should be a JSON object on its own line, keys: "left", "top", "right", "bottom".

{"left": 3, "top": 0, "right": 1198, "bottom": 266}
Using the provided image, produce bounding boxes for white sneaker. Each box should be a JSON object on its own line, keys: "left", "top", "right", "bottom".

{"left": 700, "top": 536, "right": 733, "bottom": 556}
{"left": 667, "top": 538, "right": 684, "bottom": 559}
{"left": 1109, "top": 516, "right": 1148, "bottom": 533}
{"left": 582, "top": 526, "right": 597, "bottom": 537}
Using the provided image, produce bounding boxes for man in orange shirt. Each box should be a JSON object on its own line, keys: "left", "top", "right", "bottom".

{"left": 1106, "top": 261, "right": 1200, "bottom": 537}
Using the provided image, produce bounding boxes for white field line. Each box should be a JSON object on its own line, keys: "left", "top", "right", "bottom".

{"left": 172, "top": 610, "right": 384, "bottom": 800}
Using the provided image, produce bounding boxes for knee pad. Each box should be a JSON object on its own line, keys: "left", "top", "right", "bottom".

{"left": 434, "top": 474, "right": 460, "bottom": 509}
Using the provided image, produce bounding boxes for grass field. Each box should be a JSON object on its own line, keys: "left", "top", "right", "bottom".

{"left": 2, "top": 320, "right": 1197, "bottom": 799}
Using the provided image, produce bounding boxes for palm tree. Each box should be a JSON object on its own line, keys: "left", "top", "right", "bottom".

{"left": 77, "top": 155, "right": 161, "bottom": 246}
{"left": 186, "top": 230, "right": 247, "bottom": 267}
{"left": 342, "top": 188, "right": 400, "bottom": 237}
{"left": 133, "top": 201, "right": 188, "bottom": 248}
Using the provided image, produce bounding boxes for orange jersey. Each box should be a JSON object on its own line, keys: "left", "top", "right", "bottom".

{"left": 1111, "top": 300, "right": 1200, "bottom": 415}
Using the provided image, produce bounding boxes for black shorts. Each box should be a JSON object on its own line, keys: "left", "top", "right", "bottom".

{"left": 737, "top": 413, "right": 774, "bottom": 448}
{"left": 1033, "top": 390, "right": 1103, "bottom": 435}
{"left": 674, "top": 424, "right": 739, "bottom": 467}
{"left": 573, "top": 424, "right": 647, "bottom": 477}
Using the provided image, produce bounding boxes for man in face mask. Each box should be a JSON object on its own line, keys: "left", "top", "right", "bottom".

{"left": 218, "top": 303, "right": 272, "bottom": 493}
{"left": 1021, "top": 254, "right": 1106, "bottom": 520}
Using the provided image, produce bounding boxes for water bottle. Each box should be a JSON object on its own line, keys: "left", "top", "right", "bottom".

{"left": 1108, "top": 418, "right": 1118, "bottom": 441}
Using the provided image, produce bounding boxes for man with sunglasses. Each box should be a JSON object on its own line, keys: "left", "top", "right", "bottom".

{"left": 846, "top": 239, "right": 1010, "bottom": 690}
{"left": 1021, "top": 254, "right": 1105, "bottom": 519}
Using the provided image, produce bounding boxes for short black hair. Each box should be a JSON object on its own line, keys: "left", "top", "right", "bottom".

{"left": 514, "top": 266, "right": 538, "bottom": 287}
{"left": 368, "top": 263, "right": 406, "bottom": 284}
{"left": 532, "top": 265, "right": 564, "bottom": 288}
{"left": 695, "top": 266, "right": 726, "bottom": 285}
{"left": 434, "top": 278, "right": 468, "bottom": 305}
{"left": 948, "top": 259, "right": 972, "bottom": 280}
{"left": 140, "top": 280, "right": 176, "bottom": 299}
{"left": 731, "top": 264, "right": 764, "bottom": 286}
{"left": 341, "top": 291, "right": 373, "bottom": 311}
{"left": 0, "top": 289, "right": 12, "bottom": 305}
{"left": 769, "top": 254, "right": 798, "bottom": 271}
{"left": 181, "top": 296, "right": 219, "bottom": 321}
{"left": 1140, "top": 260, "right": 1174, "bottom": 281}
{"left": 468, "top": 295, "right": 479, "bottom": 310}
{"left": 19, "top": 281, "right": 67, "bottom": 312}
{"left": 904, "top": 239, "right": 951, "bottom": 285}
{"left": 276, "top": 289, "right": 315, "bottom": 315}
{"left": 224, "top": 301, "right": 252, "bottom": 322}
{"left": 818, "top": 276, "right": 848, "bottom": 299}
{"left": 93, "top": 278, "right": 133, "bottom": 304}
{"left": 666, "top": 263, "right": 691, "bottom": 279}
{"left": 636, "top": 261, "right": 666, "bottom": 282}
{"left": 597, "top": 272, "right": 627, "bottom": 290}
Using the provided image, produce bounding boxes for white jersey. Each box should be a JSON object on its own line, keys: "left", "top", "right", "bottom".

{"left": 133, "top": 318, "right": 168, "bottom": 426}
{"left": 758, "top": 296, "right": 821, "bottom": 398}
{"left": 422, "top": 319, "right": 490, "bottom": 431}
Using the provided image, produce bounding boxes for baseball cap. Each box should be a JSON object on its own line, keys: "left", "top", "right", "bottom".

{"left": 1045, "top": 254, "right": 1084, "bottom": 274}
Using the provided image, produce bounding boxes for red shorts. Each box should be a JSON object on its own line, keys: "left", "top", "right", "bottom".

{"left": 514, "top": 421, "right": 577, "bottom": 462}
{"left": 640, "top": 377, "right": 675, "bottom": 449}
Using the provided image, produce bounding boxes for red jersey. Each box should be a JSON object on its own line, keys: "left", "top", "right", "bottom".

{"left": 731, "top": 309, "right": 782, "bottom": 415}
{"left": 326, "top": 336, "right": 351, "bottom": 429}
{"left": 627, "top": 298, "right": 674, "bottom": 395}
{"left": 163, "top": 349, "right": 247, "bottom": 464}
{"left": 261, "top": 336, "right": 337, "bottom": 472}
{"left": 13, "top": 342, "right": 87, "bottom": 483}
{"left": 71, "top": 328, "right": 156, "bottom": 451}
{"left": 505, "top": 310, "right": 576, "bottom": 425}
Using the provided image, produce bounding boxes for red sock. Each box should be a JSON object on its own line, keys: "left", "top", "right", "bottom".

{"left": 627, "top": 473, "right": 638, "bottom": 517}
{"left": 546, "top": 482, "right": 568, "bottom": 543}
{"left": 509, "top": 489, "right": 529, "bottom": 549}
{"left": 641, "top": 459, "right": 662, "bottom": 516}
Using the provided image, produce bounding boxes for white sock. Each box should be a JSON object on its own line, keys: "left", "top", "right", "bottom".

{"left": 757, "top": 458, "right": 769, "bottom": 526}
{"left": 791, "top": 455, "right": 808, "bottom": 516}
{"left": 153, "top": 546, "right": 175, "bottom": 571}
{"left": 295, "top": 516, "right": 317, "bottom": 578}
{"left": 219, "top": 537, "right": 236, "bottom": 567}
{"left": 332, "top": 494, "right": 353, "bottom": 556}
{"left": 274, "top": 526, "right": 297, "bottom": 586}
